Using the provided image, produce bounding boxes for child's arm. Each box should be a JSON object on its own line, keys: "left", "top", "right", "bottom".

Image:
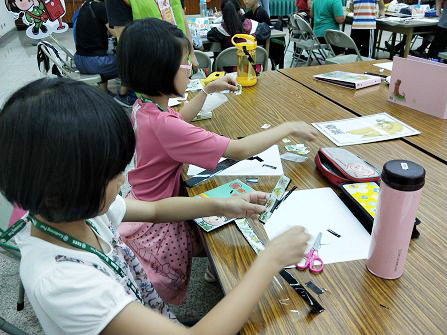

{"left": 123, "top": 192, "right": 267, "bottom": 223}
{"left": 223, "top": 121, "right": 318, "bottom": 160}
{"left": 179, "top": 75, "right": 238, "bottom": 122}
{"left": 101, "top": 226, "right": 310, "bottom": 335}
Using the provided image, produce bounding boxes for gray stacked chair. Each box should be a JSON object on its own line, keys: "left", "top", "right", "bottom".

{"left": 324, "top": 29, "right": 375, "bottom": 64}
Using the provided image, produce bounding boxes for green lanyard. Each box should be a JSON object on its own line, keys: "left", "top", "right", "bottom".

{"left": 140, "top": 96, "right": 167, "bottom": 112}
{"left": 0, "top": 216, "right": 143, "bottom": 303}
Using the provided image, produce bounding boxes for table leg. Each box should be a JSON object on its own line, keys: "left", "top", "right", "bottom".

{"left": 265, "top": 38, "right": 271, "bottom": 58}
{"left": 388, "top": 33, "right": 397, "bottom": 60}
{"left": 373, "top": 28, "right": 381, "bottom": 58}
{"left": 403, "top": 29, "right": 414, "bottom": 58}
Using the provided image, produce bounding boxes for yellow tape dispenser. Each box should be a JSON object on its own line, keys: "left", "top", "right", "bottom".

{"left": 200, "top": 72, "right": 225, "bottom": 86}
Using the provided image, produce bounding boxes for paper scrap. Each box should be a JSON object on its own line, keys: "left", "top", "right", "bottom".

{"left": 373, "top": 62, "right": 393, "bottom": 71}
{"left": 168, "top": 98, "right": 182, "bottom": 107}
{"left": 285, "top": 144, "right": 310, "bottom": 155}
{"left": 261, "top": 124, "right": 271, "bottom": 129}
{"left": 221, "top": 83, "right": 242, "bottom": 95}
{"left": 186, "top": 79, "right": 203, "bottom": 92}
{"left": 282, "top": 138, "right": 291, "bottom": 143}
{"left": 280, "top": 153, "right": 308, "bottom": 163}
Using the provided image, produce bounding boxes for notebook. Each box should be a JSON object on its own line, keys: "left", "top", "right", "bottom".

{"left": 388, "top": 56, "right": 447, "bottom": 119}
{"left": 313, "top": 71, "right": 381, "bottom": 89}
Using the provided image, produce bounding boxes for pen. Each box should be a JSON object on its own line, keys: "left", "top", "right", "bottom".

{"left": 364, "top": 72, "right": 388, "bottom": 78}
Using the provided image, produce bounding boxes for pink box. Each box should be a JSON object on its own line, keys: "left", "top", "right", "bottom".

{"left": 388, "top": 56, "right": 447, "bottom": 119}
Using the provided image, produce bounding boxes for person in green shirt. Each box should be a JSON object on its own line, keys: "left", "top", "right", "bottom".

{"left": 125, "top": 0, "right": 198, "bottom": 66}
{"left": 310, "top": 0, "right": 345, "bottom": 54}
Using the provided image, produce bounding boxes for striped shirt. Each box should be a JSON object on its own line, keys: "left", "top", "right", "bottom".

{"left": 352, "top": 0, "right": 377, "bottom": 29}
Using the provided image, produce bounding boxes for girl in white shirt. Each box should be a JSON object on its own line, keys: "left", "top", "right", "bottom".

{"left": 0, "top": 78, "right": 309, "bottom": 335}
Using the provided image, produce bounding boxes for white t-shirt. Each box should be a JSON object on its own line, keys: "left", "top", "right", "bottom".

{"left": 15, "top": 195, "right": 175, "bottom": 335}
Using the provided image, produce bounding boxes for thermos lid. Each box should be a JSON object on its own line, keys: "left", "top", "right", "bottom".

{"left": 381, "top": 160, "right": 425, "bottom": 191}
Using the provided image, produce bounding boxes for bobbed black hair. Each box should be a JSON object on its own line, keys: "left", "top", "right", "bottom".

{"left": 118, "top": 18, "right": 191, "bottom": 97}
{"left": 0, "top": 78, "right": 135, "bottom": 223}
{"left": 222, "top": 0, "right": 243, "bottom": 37}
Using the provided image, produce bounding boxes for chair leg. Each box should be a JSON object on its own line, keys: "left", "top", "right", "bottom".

{"left": 17, "top": 280, "right": 24, "bottom": 311}
{"left": 306, "top": 50, "right": 313, "bottom": 66}
{"left": 0, "top": 317, "right": 29, "bottom": 335}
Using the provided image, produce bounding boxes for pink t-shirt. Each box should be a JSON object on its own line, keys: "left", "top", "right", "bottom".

{"left": 129, "top": 100, "right": 230, "bottom": 201}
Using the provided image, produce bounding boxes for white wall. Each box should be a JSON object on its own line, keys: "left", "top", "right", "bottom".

{"left": 0, "top": 1, "right": 16, "bottom": 38}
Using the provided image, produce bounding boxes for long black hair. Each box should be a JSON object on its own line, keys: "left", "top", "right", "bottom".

{"left": 221, "top": 0, "right": 243, "bottom": 37}
{"left": 0, "top": 78, "right": 135, "bottom": 223}
{"left": 118, "top": 18, "right": 191, "bottom": 97}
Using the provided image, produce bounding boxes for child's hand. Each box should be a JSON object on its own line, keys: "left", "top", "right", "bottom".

{"left": 206, "top": 75, "right": 238, "bottom": 94}
{"left": 263, "top": 226, "right": 310, "bottom": 270}
{"left": 220, "top": 192, "right": 268, "bottom": 221}
{"left": 286, "top": 121, "right": 319, "bottom": 141}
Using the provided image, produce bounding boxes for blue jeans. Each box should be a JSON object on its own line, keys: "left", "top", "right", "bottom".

{"left": 74, "top": 53, "right": 118, "bottom": 81}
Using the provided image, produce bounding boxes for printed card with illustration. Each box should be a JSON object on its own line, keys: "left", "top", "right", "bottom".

{"left": 194, "top": 180, "right": 255, "bottom": 232}
{"left": 312, "top": 113, "right": 420, "bottom": 146}
{"left": 341, "top": 182, "right": 380, "bottom": 218}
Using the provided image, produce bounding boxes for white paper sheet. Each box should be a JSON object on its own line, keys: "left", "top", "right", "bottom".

{"left": 187, "top": 145, "right": 284, "bottom": 176}
{"left": 264, "top": 188, "right": 371, "bottom": 266}
{"left": 312, "top": 112, "right": 420, "bottom": 146}
{"left": 373, "top": 62, "right": 393, "bottom": 71}
{"left": 201, "top": 93, "right": 228, "bottom": 113}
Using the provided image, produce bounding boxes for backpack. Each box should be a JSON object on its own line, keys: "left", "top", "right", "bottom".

{"left": 72, "top": 0, "right": 96, "bottom": 44}
{"left": 37, "top": 41, "right": 67, "bottom": 77}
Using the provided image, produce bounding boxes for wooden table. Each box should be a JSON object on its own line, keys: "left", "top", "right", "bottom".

{"left": 279, "top": 60, "right": 447, "bottom": 164}
{"left": 186, "top": 71, "right": 447, "bottom": 334}
{"left": 375, "top": 17, "right": 439, "bottom": 58}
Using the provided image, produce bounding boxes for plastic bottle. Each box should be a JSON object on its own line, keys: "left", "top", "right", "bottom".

{"left": 366, "top": 160, "right": 425, "bottom": 279}
{"left": 200, "top": 0, "right": 207, "bottom": 17}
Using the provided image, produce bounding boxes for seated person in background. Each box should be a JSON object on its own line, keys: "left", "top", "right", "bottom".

{"left": 74, "top": 0, "right": 135, "bottom": 107}
{"left": 427, "top": 0, "right": 447, "bottom": 60}
{"left": 104, "top": 0, "right": 133, "bottom": 40}
{"left": 207, "top": 0, "right": 271, "bottom": 61}
{"left": 243, "top": 0, "right": 286, "bottom": 69}
{"left": 244, "top": 0, "right": 271, "bottom": 23}
{"left": 310, "top": 0, "right": 345, "bottom": 55}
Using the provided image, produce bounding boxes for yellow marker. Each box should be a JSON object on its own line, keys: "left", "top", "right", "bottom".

{"left": 200, "top": 72, "right": 225, "bottom": 86}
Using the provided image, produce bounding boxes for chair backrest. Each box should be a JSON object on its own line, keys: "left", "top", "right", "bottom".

{"left": 324, "top": 29, "right": 362, "bottom": 60}
{"left": 293, "top": 13, "right": 315, "bottom": 36}
{"left": 0, "top": 194, "right": 20, "bottom": 255}
{"left": 37, "top": 41, "right": 101, "bottom": 85}
{"left": 37, "top": 41, "right": 74, "bottom": 77}
{"left": 213, "top": 46, "right": 269, "bottom": 71}
{"left": 46, "top": 34, "right": 75, "bottom": 61}
{"left": 194, "top": 50, "right": 212, "bottom": 71}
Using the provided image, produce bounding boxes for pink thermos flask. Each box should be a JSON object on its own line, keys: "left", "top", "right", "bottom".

{"left": 367, "top": 160, "right": 425, "bottom": 279}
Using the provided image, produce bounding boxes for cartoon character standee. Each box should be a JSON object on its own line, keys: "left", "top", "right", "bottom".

{"left": 5, "top": 0, "right": 68, "bottom": 39}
